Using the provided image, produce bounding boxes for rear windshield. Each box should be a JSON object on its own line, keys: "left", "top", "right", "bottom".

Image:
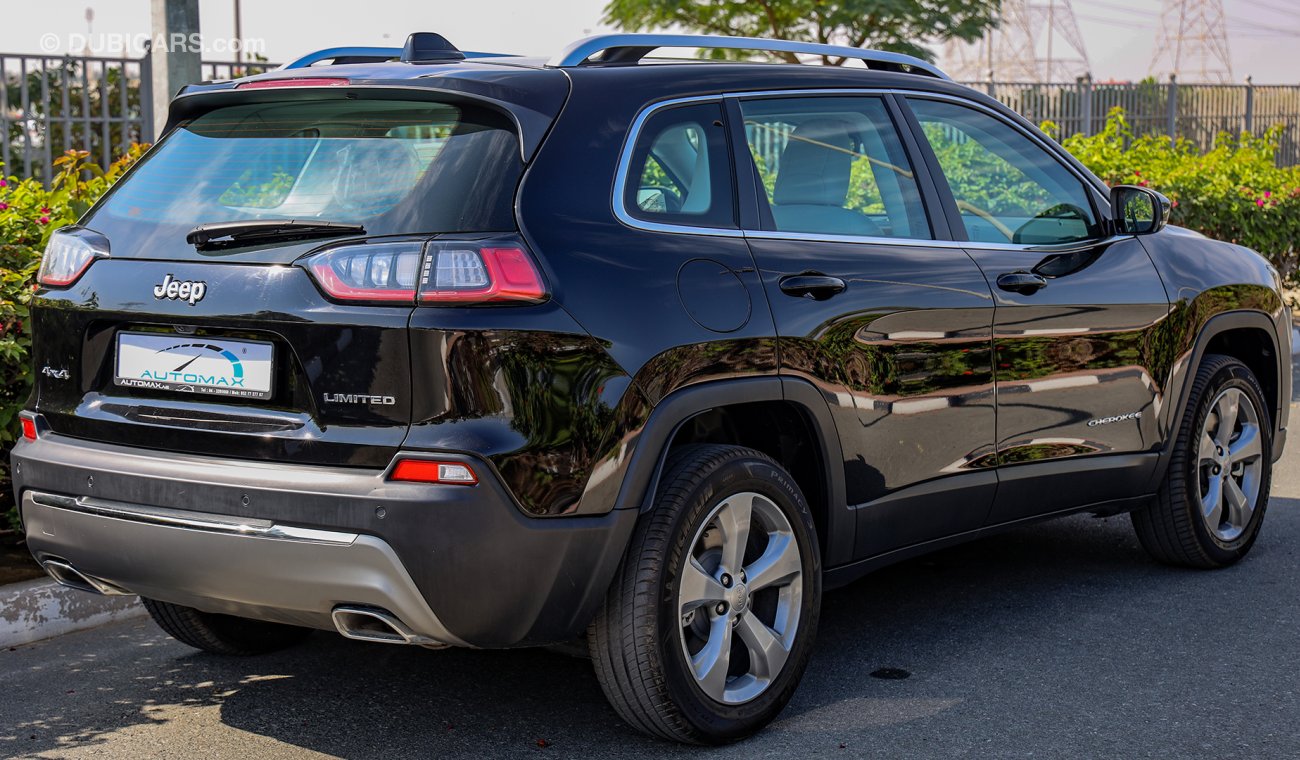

{"left": 84, "top": 97, "right": 522, "bottom": 252}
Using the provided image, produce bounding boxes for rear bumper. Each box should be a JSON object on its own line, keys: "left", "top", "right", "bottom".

{"left": 12, "top": 434, "right": 637, "bottom": 648}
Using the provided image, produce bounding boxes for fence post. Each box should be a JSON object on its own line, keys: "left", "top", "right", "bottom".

{"left": 139, "top": 45, "right": 155, "bottom": 144}
{"left": 1244, "top": 75, "right": 1254, "bottom": 135}
{"left": 1166, "top": 73, "right": 1178, "bottom": 147}
{"left": 148, "top": 0, "right": 202, "bottom": 140}
{"left": 1079, "top": 73, "right": 1093, "bottom": 137}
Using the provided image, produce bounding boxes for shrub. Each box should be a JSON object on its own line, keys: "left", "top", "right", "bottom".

{"left": 1050, "top": 108, "right": 1300, "bottom": 286}
{"left": 0, "top": 146, "right": 147, "bottom": 529}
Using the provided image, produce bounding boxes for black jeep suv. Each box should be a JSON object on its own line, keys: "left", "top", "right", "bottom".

{"left": 13, "top": 32, "right": 1291, "bottom": 744}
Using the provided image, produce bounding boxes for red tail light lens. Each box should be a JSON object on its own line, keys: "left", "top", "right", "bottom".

{"left": 237, "top": 77, "right": 350, "bottom": 89}
{"left": 39, "top": 228, "right": 109, "bottom": 287}
{"left": 303, "top": 238, "right": 546, "bottom": 306}
{"left": 19, "top": 413, "right": 37, "bottom": 441}
{"left": 305, "top": 241, "right": 423, "bottom": 303}
{"left": 390, "top": 459, "right": 478, "bottom": 485}
{"left": 418, "top": 243, "right": 546, "bottom": 305}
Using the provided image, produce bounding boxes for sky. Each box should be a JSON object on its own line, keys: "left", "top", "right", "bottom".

{"left": 2, "top": 0, "right": 1299, "bottom": 83}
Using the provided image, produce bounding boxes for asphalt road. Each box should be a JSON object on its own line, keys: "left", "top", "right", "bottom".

{"left": 3, "top": 354, "right": 1300, "bottom": 759}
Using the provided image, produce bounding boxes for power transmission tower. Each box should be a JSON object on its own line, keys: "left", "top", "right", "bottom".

{"left": 1150, "top": 0, "right": 1233, "bottom": 83}
{"left": 941, "top": 0, "right": 1090, "bottom": 82}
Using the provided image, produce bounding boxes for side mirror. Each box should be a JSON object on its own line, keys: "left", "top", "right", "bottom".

{"left": 1110, "top": 185, "right": 1171, "bottom": 235}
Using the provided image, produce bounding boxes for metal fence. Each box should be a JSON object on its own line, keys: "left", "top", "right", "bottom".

{"left": 961, "top": 77, "right": 1300, "bottom": 166}
{"left": 1, "top": 52, "right": 277, "bottom": 184}
{"left": 8, "top": 53, "right": 1300, "bottom": 182}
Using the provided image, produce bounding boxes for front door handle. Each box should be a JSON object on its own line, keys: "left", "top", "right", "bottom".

{"left": 996, "top": 271, "right": 1048, "bottom": 295}
{"left": 779, "top": 273, "right": 846, "bottom": 301}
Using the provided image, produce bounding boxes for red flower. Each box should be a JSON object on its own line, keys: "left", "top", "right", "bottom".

{"left": 1256, "top": 198, "right": 1266, "bottom": 207}
{"left": 0, "top": 202, "right": 7, "bottom": 211}
{"left": 38, "top": 215, "right": 50, "bottom": 224}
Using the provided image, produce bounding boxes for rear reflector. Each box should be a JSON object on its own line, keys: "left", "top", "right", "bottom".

{"left": 19, "top": 414, "right": 37, "bottom": 441}
{"left": 390, "top": 460, "right": 478, "bottom": 485}
{"left": 237, "top": 77, "right": 350, "bottom": 89}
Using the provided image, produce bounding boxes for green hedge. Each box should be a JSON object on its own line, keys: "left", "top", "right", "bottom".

{"left": 1050, "top": 107, "right": 1300, "bottom": 285}
{"left": 0, "top": 146, "right": 145, "bottom": 529}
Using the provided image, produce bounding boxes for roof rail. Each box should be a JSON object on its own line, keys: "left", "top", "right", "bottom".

{"left": 546, "top": 34, "right": 949, "bottom": 80}
{"left": 283, "top": 46, "right": 512, "bottom": 70}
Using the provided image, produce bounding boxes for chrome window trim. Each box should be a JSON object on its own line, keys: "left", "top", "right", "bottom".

{"left": 611, "top": 94, "right": 746, "bottom": 239}
{"left": 611, "top": 87, "right": 1116, "bottom": 253}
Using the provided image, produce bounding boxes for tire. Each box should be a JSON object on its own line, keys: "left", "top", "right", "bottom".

{"left": 142, "top": 598, "right": 312, "bottom": 655}
{"left": 1133, "top": 353, "right": 1273, "bottom": 568}
{"left": 589, "top": 444, "right": 822, "bottom": 744}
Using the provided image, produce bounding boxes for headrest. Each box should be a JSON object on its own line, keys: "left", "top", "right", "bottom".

{"left": 773, "top": 119, "right": 855, "bottom": 208}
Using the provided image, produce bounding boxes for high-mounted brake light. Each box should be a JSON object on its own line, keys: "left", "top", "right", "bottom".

{"left": 302, "top": 237, "right": 547, "bottom": 306}
{"left": 237, "top": 77, "right": 350, "bottom": 89}
{"left": 390, "top": 459, "right": 478, "bottom": 485}
{"left": 39, "top": 227, "right": 109, "bottom": 287}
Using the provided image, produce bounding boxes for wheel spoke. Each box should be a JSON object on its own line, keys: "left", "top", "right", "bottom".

{"left": 744, "top": 533, "right": 801, "bottom": 592}
{"left": 1230, "top": 424, "right": 1262, "bottom": 464}
{"left": 715, "top": 495, "right": 754, "bottom": 576}
{"left": 1225, "top": 477, "right": 1253, "bottom": 527}
{"left": 735, "top": 612, "right": 788, "bottom": 681}
{"left": 1199, "top": 430, "right": 1218, "bottom": 467}
{"left": 1202, "top": 475, "right": 1224, "bottom": 528}
{"left": 1214, "top": 390, "right": 1240, "bottom": 447}
{"left": 690, "top": 617, "right": 733, "bottom": 699}
{"left": 679, "top": 557, "right": 726, "bottom": 612}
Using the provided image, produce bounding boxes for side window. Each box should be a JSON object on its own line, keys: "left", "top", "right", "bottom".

{"left": 739, "top": 96, "right": 931, "bottom": 240}
{"left": 624, "top": 102, "right": 735, "bottom": 229}
{"left": 906, "top": 98, "right": 1101, "bottom": 246}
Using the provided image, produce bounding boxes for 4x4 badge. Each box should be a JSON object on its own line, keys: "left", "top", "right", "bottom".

{"left": 153, "top": 274, "right": 207, "bottom": 306}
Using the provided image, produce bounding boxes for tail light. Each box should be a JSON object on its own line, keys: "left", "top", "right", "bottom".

{"left": 39, "top": 227, "right": 109, "bottom": 287}
{"left": 389, "top": 459, "right": 478, "bottom": 485}
{"left": 306, "top": 241, "right": 422, "bottom": 302}
{"left": 303, "top": 237, "right": 546, "bottom": 306}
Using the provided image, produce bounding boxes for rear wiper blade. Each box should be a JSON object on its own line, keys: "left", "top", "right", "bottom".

{"left": 187, "top": 220, "right": 365, "bottom": 251}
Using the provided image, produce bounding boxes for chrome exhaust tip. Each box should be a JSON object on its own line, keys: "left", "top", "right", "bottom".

{"left": 41, "top": 558, "right": 131, "bottom": 596}
{"left": 331, "top": 605, "right": 447, "bottom": 648}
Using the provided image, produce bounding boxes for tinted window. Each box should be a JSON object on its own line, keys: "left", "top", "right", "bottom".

{"left": 624, "top": 102, "right": 735, "bottom": 229}
{"left": 907, "top": 98, "right": 1101, "bottom": 245}
{"left": 84, "top": 98, "right": 522, "bottom": 255}
{"left": 740, "top": 96, "right": 931, "bottom": 239}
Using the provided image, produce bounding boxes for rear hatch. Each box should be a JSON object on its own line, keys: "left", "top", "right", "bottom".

{"left": 31, "top": 80, "right": 559, "bottom": 467}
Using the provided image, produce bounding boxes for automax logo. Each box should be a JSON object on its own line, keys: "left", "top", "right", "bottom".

{"left": 138, "top": 342, "right": 247, "bottom": 389}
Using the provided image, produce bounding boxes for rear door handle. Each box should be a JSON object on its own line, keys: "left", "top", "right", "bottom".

{"left": 996, "top": 271, "right": 1048, "bottom": 295}
{"left": 779, "top": 274, "right": 846, "bottom": 301}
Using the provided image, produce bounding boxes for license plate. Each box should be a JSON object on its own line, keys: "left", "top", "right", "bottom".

{"left": 114, "top": 332, "right": 274, "bottom": 400}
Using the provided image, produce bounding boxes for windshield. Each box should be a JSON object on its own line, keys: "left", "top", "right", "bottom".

{"left": 84, "top": 97, "right": 523, "bottom": 255}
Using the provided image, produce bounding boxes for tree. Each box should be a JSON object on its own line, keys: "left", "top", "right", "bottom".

{"left": 602, "top": 0, "right": 1000, "bottom": 63}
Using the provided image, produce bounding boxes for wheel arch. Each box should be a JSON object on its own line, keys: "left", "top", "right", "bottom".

{"left": 1153, "top": 309, "right": 1285, "bottom": 488}
{"left": 612, "top": 377, "right": 851, "bottom": 566}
